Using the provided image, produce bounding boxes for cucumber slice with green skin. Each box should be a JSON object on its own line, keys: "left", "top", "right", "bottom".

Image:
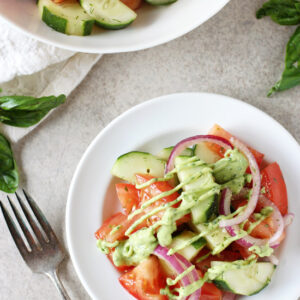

{"left": 111, "top": 151, "right": 166, "bottom": 184}
{"left": 194, "top": 224, "right": 232, "bottom": 255}
{"left": 170, "top": 231, "right": 206, "bottom": 261}
{"left": 79, "top": 0, "right": 136, "bottom": 30}
{"left": 157, "top": 146, "right": 194, "bottom": 161}
{"left": 175, "top": 156, "right": 216, "bottom": 192}
{"left": 194, "top": 143, "right": 221, "bottom": 164}
{"left": 191, "top": 194, "right": 218, "bottom": 224}
{"left": 38, "top": 0, "right": 94, "bottom": 36}
{"left": 145, "top": 0, "right": 177, "bottom": 5}
{"left": 211, "top": 261, "right": 275, "bottom": 295}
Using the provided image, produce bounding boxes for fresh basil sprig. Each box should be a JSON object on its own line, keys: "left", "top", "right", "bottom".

{"left": 0, "top": 133, "right": 18, "bottom": 193}
{"left": 0, "top": 94, "right": 66, "bottom": 127}
{"left": 268, "top": 26, "right": 300, "bottom": 95}
{"left": 257, "top": 0, "right": 300, "bottom": 25}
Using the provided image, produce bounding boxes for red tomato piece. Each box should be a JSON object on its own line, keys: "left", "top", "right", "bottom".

{"left": 229, "top": 242, "right": 254, "bottom": 260}
{"left": 120, "top": 0, "right": 142, "bottom": 10}
{"left": 232, "top": 198, "right": 276, "bottom": 240}
{"left": 261, "top": 162, "right": 288, "bottom": 215}
{"left": 196, "top": 270, "right": 222, "bottom": 300}
{"left": 194, "top": 249, "right": 242, "bottom": 273}
{"left": 207, "top": 124, "right": 264, "bottom": 168}
{"left": 116, "top": 183, "right": 140, "bottom": 215}
{"left": 94, "top": 212, "right": 146, "bottom": 243}
{"left": 135, "top": 174, "right": 180, "bottom": 225}
{"left": 119, "top": 256, "right": 168, "bottom": 300}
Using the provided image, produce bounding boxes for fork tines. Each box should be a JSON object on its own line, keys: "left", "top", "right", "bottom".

{"left": 0, "top": 190, "right": 54, "bottom": 256}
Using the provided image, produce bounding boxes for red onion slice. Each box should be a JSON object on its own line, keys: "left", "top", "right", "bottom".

{"left": 165, "top": 135, "right": 232, "bottom": 173}
{"left": 219, "top": 138, "right": 261, "bottom": 228}
{"left": 154, "top": 245, "right": 202, "bottom": 300}
{"left": 154, "top": 245, "right": 190, "bottom": 287}
{"left": 220, "top": 189, "right": 266, "bottom": 247}
{"left": 176, "top": 255, "right": 202, "bottom": 300}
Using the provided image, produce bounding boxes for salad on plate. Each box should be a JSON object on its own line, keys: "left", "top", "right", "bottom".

{"left": 37, "top": 0, "right": 177, "bottom": 36}
{"left": 95, "top": 124, "right": 293, "bottom": 300}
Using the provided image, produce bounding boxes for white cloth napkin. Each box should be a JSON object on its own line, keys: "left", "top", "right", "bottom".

{"left": 0, "top": 17, "right": 102, "bottom": 142}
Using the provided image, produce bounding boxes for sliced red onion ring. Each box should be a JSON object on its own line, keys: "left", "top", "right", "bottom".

{"left": 223, "top": 292, "right": 237, "bottom": 300}
{"left": 176, "top": 255, "right": 201, "bottom": 300}
{"left": 154, "top": 245, "right": 201, "bottom": 300}
{"left": 219, "top": 189, "right": 272, "bottom": 248}
{"left": 219, "top": 138, "right": 261, "bottom": 228}
{"left": 165, "top": 135, "right": 232, "bottom": 173}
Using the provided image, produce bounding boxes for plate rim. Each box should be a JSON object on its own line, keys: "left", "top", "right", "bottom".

{"left": 0, "top": 0, "right": 230, "bottom": 53}
{"left": 66, "top": 92, "right": 300, "bottom": 300}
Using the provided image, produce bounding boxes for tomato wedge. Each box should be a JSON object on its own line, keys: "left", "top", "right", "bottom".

{"left": 94, "top": 212, "right": 146, "bottom": 243}
{"left": 121, "top": 0, "right": 142, "bottom": 10}
{"left": 197, "top": 270, "right": 222, "bottom": 300}
{"left": 119, "top": 256, "right": 168, "bottom": 300}
{"left": 261, "top": 162, "right": 288, "bottom": 215}
{"left": 135, "top": 174, "right": 182, "bottom": 224}
{"left": 194, "top": 248, "right": 242, "bottom": 273}
{"left": 207, "top": 124, "right": 264, "bottom": 168}
{"left": 116, "top": 183, "right": 140, "bottom": 215}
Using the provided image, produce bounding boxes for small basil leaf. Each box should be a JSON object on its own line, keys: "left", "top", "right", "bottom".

{"left": 256, "top": 0, "right": 300, "bottom": 25}
{"left": 0, "top": 133, "right": 18, "bottom": 193}
{"left": 0, "top": 94, "right": 66, "bottom": 127}
{"left": 268, "top": 26, "right": 300, "bottom": 96}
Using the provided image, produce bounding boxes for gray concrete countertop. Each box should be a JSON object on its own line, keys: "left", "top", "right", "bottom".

{"left": 1, "top": 0, "right": 299, "bottom": 299}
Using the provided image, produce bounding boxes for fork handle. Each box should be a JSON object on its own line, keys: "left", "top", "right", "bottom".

{"left": 46, "top": 269, "right": 71, "bottom": 300}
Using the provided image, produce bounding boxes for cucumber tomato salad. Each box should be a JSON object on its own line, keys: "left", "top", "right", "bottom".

{"left": 95, "top": 124, "right": 294, "bottom": 300}
{"left": 37, "top": 0, "right": 176, "bottom": 36}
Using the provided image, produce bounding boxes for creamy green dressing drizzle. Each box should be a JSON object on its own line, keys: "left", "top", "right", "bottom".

{"left": 109, "top": 225, "right": 122, "bottom": 236}
{"left": 125, "top": 196, "right": 183, "bottom": 236}
{"left": 246, "top": 207, "right": 273, "bottom": 234}
{"left": 97, "top": 239, "right": 119, "bottom": 254}
{"left": 166, "top": 265, "right": 195, "bottom": 286}
{"left": 129, "top": 170, "right": 207, "bottom": 220}
{"left": 168, "top": 205, "right": 247, "bottom": 255}
{"left": 196, "top": 251, "right": 211, "bottom": 263}
{"left": 161, "top": 273, "right": 208, "bottom": 300}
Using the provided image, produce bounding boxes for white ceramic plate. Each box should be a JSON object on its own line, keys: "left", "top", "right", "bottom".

{"left": 66, "top": 93, "right": 300, "bottom": 300}
{"left": 0, "top": 0, "right": 229, "bottom": 53}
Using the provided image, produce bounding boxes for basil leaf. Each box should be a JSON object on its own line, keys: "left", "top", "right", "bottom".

{"left": 268, "top": 26, "right": 300, "bottom": 96}
{"left": 256, "top": 0, "right": 300, "bottom": 25}
{"left": 0, "top": 94, "right": 66, "bottom": 127}
{"left": 0, "top": 133, "right": 18, "bottom": 193}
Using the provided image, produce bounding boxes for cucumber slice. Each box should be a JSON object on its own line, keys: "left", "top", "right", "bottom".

{"left": 170, "top": 231, "right": 206, "bottom": 261}
{"left": 191, "top": 194, "right": 218, "bottom": 224}
{"left": 145, "top": 0, "right": 177, "bottom": 5}
{"left": 194, "top": 143, "right": 221, "bottom": 164}
{"left": 80, "top": 0, "right": 136, "bottom": 30}
{"left": 38, "top": 0, "right": 94, "bottom": 36}
{"left": 156, "top": 146, "right": 194, "bottom": 161}
{"left": 175, "top": 156, "right": 216, "bottom": 192}
{"left": 211, "top": 261, "right": 275, "bottom": 295}
{"left": 194, "top": 224, "right": 232, "bottom": 255}
{"left": 111, "top": 151, "right": 166, "bottom": 183}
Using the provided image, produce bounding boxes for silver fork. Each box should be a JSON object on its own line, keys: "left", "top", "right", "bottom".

{"left": 0, "top": 190, "right": 71, "bottom": 300}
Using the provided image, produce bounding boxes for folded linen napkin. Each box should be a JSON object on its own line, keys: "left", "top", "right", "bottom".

{"left": 0, "top": 17, "right": 102, "bottom": 142}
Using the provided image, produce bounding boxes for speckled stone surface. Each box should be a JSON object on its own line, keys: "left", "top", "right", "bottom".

{"left": 1, "top": 0, "right": 300, "bottom": 299}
